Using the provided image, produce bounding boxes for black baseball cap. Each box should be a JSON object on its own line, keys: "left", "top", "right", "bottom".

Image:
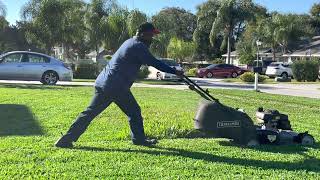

{"left": 137, "top": 22, "right": 160, "bottom": 35}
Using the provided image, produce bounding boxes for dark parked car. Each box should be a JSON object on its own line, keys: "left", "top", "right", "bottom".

{"left": 196, "top": 64, "right": 247, "bottom": 78}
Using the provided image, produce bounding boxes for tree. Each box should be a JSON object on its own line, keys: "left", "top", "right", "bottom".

{"left": 236, "top": 23, "right": 258, "bottom": 65}
{"left": 256, "top": 13, "right": 313, "bottom": 60}
{"left": 151, "top": 7, "right": 196, "bottom": 57}
{"left": 150, "top": 32, "right": 171, "bottom": 57}
{"left": 310, "top": 3, "right": 320, "bottom": 35}
{"left": 85, "top": 0, "right": 115, "bottom": 59}
{"left": 21, "top": 0, "right": 87, "bottom": 56}
{"left": 167, "top": 37, "right": 195, "bottom": 63}
{"left": 127, "top": 9, "right": 147, "bottom": 37}
{"left": 152, "top": 7, "right": 196, "bottom": 41}
{"left": 310, "top": 3, "right": 320, "bottom": 17}
{"left": 210, "top": 0, "right": 256, "bottom": 64}
{"left": 0, "top": 16, "right": 8, "bottom": 30}
{"left": 0, "top": 0, "right": 6, "bottom": 17}
{"left": 193, "top": 0, "right": 221, "bottom": 61}
{"left": 103, "top": 7, "right": 129, "bottom": 53}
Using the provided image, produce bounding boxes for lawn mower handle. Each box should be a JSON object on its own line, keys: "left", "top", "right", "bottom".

{"left": 181, "top": 75, "right": 219, "bottom": 102}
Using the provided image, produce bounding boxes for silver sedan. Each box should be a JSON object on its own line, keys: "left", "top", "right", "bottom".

{"left": 0, "top": 51, "right": 73, "bottom": 85}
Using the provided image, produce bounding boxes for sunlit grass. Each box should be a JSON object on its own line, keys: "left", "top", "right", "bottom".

{"left": 0, "top": 84, "right": 319, "bottom": 179}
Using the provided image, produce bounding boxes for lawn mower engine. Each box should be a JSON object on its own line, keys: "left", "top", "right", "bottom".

{"left": 255, "top": 107, "right": 315, "bottom": 145}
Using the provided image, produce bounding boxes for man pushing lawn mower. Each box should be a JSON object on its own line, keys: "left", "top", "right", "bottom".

{"left": 55, "top": 22, "right": 184, "bottom": 148}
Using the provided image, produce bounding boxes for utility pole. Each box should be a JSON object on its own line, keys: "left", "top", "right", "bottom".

{"left": 254, "top": 40, "right": 262, "bottom": 92}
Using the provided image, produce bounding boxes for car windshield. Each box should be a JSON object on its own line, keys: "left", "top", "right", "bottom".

{"left": 206, "top": 64, "right": 217, "bottom": 69}
{"left": 269, "top": 63, "right": 280, "bottom": 67}
{"left": 160, "top": 59, "right": 178, "bottom": 66}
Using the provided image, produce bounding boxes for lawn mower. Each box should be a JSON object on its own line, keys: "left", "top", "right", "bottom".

{"left": 182, "top": 75, "right": 315, "bottom": 146}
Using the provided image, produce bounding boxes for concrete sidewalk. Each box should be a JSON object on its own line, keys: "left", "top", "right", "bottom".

{"left": 0, "top": 79, "right": 319, "bottom": 99}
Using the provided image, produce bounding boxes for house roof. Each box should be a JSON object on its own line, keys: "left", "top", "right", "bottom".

{"left": 222, "top": 48, "right": 282, "bottom": 57}
{"left": 284, "top": 37, "right": 320, "bottom": 57}
{"left": 87, "top": 47, "right": 106, "bottom": 57}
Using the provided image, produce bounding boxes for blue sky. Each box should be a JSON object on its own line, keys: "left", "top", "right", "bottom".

{"left": 2, "top": 0, "right": 320, "bottom": 25}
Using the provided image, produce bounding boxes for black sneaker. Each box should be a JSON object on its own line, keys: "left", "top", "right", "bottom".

{"left": 55, "top": 133, "right": 73, "bottom": 148}
{"left": 133, "top": 138, "right": 158, "bottom": 146}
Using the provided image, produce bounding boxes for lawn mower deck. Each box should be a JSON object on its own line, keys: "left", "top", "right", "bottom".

{"left": 182, "top": 75, "right": 315, "bottom": 146}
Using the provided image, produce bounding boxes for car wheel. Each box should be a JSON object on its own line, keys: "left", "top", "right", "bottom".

{"left": 206, "top": 72, "right": 213, "bottom": 78}
{"left": 41, "top": 71, "right": 59, "bottom": 85}
{"left": 156, "top": 72, "right": 162, "bottom": 80}
{"left": 280, "top": 72, "right": 288, "bottom": 79}
{"left": 231, "top": 72, "right": 238, "bottom": 78}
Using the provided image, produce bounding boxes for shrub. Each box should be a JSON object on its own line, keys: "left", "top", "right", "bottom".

{"left": 74, "top": 63, "right": 99, "bottom": 79}
{"left": 137, "top": 65, "right": 150, "bottom": 79}
{"left": 104, "top": 55, "right": 112, "bottom": 60}
{"left": 186, "top": 68, "right": 197, "bottom": 77}
{"left": 240, "top": 72, "right": 267, "bottom": 83}
{"left": 292, "top": 59, "right": 320, "bottom": 82}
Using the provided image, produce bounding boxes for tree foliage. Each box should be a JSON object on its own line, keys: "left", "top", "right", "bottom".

{"left": 103, "top": 7, "right": 129, "bottom": 53}
{"left": 167, "top": 37, "right": 195, "bottom": 63}
{"left": 193, "top": 0, "right": 221, "bottom": 61}
{"left": 127, "top": 9, "right": 147, "bottom": 37}
{"left": 310, "top": 3, "right": 320, "bottom": 35}
{"left": 151, "top": 7, "right": 196, "bottom": 57}
{"left": 21, "top": 0, "right": 87, "bottom": 55}
{"left": 85, "top": 0, "right": 116, "bottom": 58}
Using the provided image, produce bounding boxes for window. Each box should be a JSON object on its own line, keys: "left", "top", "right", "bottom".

{"left": 224, "top": 64, "right": 234, "bottom": 68}
{"left": 206, "top": 64, "right": 217, "bottom": 69}
{"left": 216, "top": 64, "right": 225, "bottom": 68}
{"left": 27, "top": 54, "right": 50, "bottom": 63}
{"left": 160, "top": 59, "right": 178, "bottom": 66}
{"left": 269, "top": 63, "right": 280, "bottom": 67}
{"left": 3, "top": 54, "right": 23, "bottom": 63}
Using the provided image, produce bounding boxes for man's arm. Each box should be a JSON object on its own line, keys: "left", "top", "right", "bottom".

{"left": 136, "top": 44, "right": 176, "bottom": 74}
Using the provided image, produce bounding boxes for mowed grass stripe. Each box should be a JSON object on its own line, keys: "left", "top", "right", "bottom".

{"left": 0, "top": 84, "right": 319, "bottom": 179}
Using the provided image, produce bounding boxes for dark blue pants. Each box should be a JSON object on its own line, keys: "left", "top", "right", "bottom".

{"left": 64, "top": 86, "right": 146, "bottom": 142}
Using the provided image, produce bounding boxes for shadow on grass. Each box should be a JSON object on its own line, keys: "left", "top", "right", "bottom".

{"left": 75, "top": 144, "right": 320, "bottom": 172}
{"left": 0, "top": 104, "right": 44, "bottom": 136}
{"left": 217, "top": 140, "right": 317, "bottom": 154}
{"left": 172, "top": 129, "right": 317, "bottom": 154}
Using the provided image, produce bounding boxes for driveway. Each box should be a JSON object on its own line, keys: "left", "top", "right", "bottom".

{"left": 0, "top": 79, "right": 319, "bottom": 99}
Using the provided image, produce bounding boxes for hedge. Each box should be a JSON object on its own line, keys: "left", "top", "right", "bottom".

{"left": 73, "top": 63, "right": 99, "bottom": 79}
{"left": 292, "top": 59, "right": 319, "bottom": 82}
{"left": 240, "top": 72, "right": 267, "bottom": 83}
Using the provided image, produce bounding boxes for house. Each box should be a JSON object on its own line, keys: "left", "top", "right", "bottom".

{"left": 53, "top": 45, "right": 111, "bottom": 64}
{"left": 87, "top": 47, "right": 110, "bottom": 62}
{"left": 283, "top": 36, "right": 320, "bottom": 62}
{"left": 222, "top": 49, "right": 284, "bottom": 66}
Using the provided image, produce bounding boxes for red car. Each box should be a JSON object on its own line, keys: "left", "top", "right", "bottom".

{"left": 196, "top": 64, "right": 246, "bottom": 78}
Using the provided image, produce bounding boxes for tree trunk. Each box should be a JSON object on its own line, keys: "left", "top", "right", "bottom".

{"left": 272, "top": 46, "right": 276, "bottom": 61}
{"left": 95, "top": 45, "right": 99, "bottom": 61}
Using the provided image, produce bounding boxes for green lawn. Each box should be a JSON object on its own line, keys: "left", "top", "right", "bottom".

{"left": 73, "top": 78, "right": 183, "bottom": 85}
{"left": 0, "top": 84, "right": 320, "bottom": 179}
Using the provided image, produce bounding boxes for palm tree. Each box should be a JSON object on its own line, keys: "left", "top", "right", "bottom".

{"left": 85, "top": 0, "right": 117, "bottom": 58}
{"left": 257, "top": 13, "right": 313, "bottom": 60}
{"left": 209, "top": 0, "right": 254, "bottom": 64}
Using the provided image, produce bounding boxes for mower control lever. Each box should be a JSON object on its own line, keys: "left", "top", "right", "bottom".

{"left": 182, "top": 75, "right": 219, "bottom": 102}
